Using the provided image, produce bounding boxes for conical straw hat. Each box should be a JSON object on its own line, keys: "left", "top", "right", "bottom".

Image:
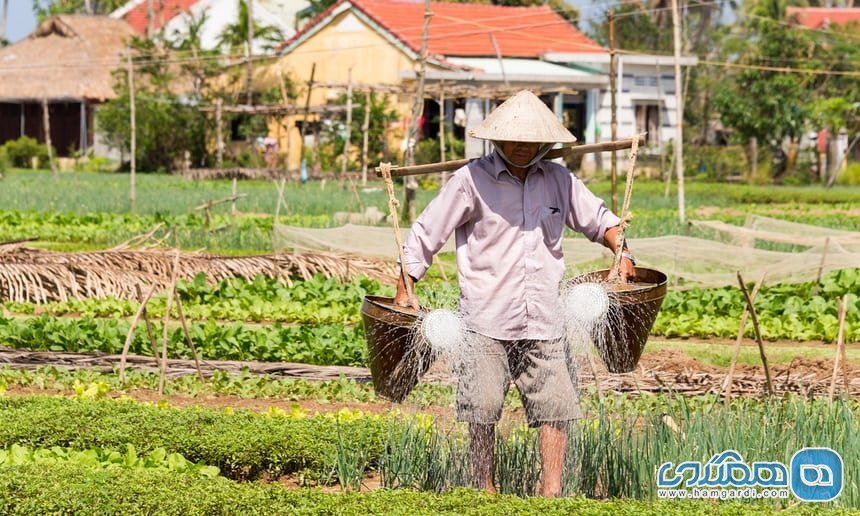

{"left": 468, "top": 90, "right": 577, "bottom": 143}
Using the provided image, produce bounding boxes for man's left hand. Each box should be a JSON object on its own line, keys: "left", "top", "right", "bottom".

{"left": 617, "top": 257, "right": 635, "bottom": 283}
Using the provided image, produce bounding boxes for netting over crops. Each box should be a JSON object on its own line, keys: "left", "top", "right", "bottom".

{"left": 273, "top": 216, "right": 860, "bottom": 288}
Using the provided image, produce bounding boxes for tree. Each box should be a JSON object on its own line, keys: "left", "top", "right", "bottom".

{"left": 33, "top": 0, "right": 125, "bottom": 19}
{"left": 713, "top": 0, "right": 860, "bottom": 180}
{"left": 325, "top": 91, "right": 399, "bottom": 167}
{"left": 218, "top": 0, "right": 285, "bottom": 54}
{"left": 98, "top": 38, "right": 211, "bottom": 172}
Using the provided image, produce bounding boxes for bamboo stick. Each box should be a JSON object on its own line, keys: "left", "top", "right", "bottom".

{"left": 608, "top": 9, "right": 617, "bottom": 213}
{"left": 811, "top": 237, "right": 830, "bottom": 295}
{"left": 608, "top": 134, "right": 642, "bottom": 282}
{"left": 828, "top": 295, "right": 849, "bottom": 403}
{"left": 119, "top": 283, "right": 157, "bottom": 383}
{"left": 174, "top": 292, "right": 205, "bottom": 382}
{"left": 135, "top": 283, "right": 161, "bottom": 362}
{"left": 375, "top": 137, "right": 645, "bottom": 177}
{"left": 127, "top": 54, "right": 136, "bottom": 211}
{"left": 361, "top": 89, "right": 372, "bottom": 186}
{"left": 723, "top": 271, "right": 766, "bottom": 402}
{"left": 737, "top": 271, "right": 773, "bottom": 396}
{"left": 158, "top": 251, "right": 180, "bottom": 395}
{"left": 41, "top": 98, "right": 57, "bottom": 180}
{"left": 379, "top": 162, "right": 415, "bottom": 306}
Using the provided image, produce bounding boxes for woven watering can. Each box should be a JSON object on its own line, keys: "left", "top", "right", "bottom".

{"left": 361, "top": 296, "right": 433, "bottom": 402}
{"left": 570, "top": 267, "right": 667, "bottom": 373}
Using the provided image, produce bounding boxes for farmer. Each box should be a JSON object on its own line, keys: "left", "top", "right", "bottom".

{"left": 394, "top": 90, "right": 635, "bottom": 497}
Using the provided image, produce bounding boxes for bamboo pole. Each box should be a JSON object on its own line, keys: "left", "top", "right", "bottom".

{"left": 41, "top": 98, "right": 57, "bottom": 179}
{"left": 158, "top": 251, "right": 180, "bottom": 395}
{"left": 127, "top": 54, "right": 137, "bottom": 211}
{"left": 119, "top": 283, "right": 157, "bottom": 383}
{"left": 723, "top": 271, "right": 766, "bottom": 402}
{"left": 737, "top": 272, "right": 773, "bottom": 396}
{"left": 609, "top": 134, "right": 642, "bottom": 283}
{"left": 404, "top": 0, "right": 432, "bottom": 222}
{"left": 245, "top": 0, "right": 254, "bottom": 106}
{"left": 361, "top": 89, "right": 372, "bottom": 186}
{"left": 828, "top": 295, "right": 849, "bottom": 403}
{"left": 375, "top": 137, "right": 644, "bottom": 177}
{"left": 135, "top": 283, "right": 161, "bottom": 362}
{"left": 812, "top": 237, "right": 830, "bottom": 295}
{"left": 608, "top": 9, "right": 617, "bottom": 214}
{"left": 380, "top": 162, "right": 415, "bottom": 305}
{"left": 275, "top": 70, "right": 291, "bottom": 214}
{"left": 342, "top": 67, "right": 353, "bottom": 178}
{"left": 439, "top": 84, "right": 447, "bottom": 185}
{"left": 215, "top": 98, "right": 223, "bottom": 169}
{"left": 671, "top": 0, "right": 686, "bottom": 223}
{"left": 299, "top": 63, "right": 316, "bottom": 175}
{"left": 174, "top": 292, "right": 205, "bottom": 382}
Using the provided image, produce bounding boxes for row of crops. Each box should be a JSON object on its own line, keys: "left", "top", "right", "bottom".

{"left": 0, "top": 392, "right": 856, "bottom": 511}
{"left": 1, "top": 270, "right": 856, "bottom": 368}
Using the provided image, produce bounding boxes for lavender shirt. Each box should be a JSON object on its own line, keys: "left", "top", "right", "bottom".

{"left": 403, "top": 151, "right": 621, "bottom": 340}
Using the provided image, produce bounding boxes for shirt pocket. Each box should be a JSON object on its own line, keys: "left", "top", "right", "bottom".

{"left": 538, "top": 206, "right": 564, "bottom": 248}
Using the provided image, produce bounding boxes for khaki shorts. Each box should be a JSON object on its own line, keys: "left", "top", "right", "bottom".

{"left": 455, "top": 332, "right": 582, "bottom": 427}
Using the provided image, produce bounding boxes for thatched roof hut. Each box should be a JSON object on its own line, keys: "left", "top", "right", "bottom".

{"left": 0, "top": 15, "right": 134, "bottom": 102}
{"left": 0, "top": 16, "right": 134, "bottom": 157}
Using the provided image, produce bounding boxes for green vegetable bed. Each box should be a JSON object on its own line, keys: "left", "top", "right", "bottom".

{"left": 654, "top": 269, "right": 859, "bottom": 342}
{"left": 0, "top": 395, "right": 385, "bottom": 481}
{"left": 2, "top": 463, "right": 823, "bottom": 516}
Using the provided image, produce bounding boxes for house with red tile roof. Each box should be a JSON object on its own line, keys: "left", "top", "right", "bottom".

{"left": 110, "top": 0, "right": 301, "bottom": 52}
{"left": 271, "top": 0, "right": 695, "bottom": 170}
{"left": 786, "top": 7, "right": 860, "bottom": 30}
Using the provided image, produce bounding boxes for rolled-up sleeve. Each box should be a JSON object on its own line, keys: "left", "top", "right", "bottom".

{"left": 402, "top": 170, "right": 474, "bottom": 280}
{"left": 566, "top": 175, "right": 621, "bottom": 244}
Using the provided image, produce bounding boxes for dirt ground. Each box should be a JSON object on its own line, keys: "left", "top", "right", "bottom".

{"left": 5, "top": 343, "right": 856, "bottom": 414}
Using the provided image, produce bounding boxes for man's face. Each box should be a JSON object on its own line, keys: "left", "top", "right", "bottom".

{"left": 497, "top": 141, "right": 541, "bottom": 168}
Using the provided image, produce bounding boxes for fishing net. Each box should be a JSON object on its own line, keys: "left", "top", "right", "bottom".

{"left": 273, "top": 216, "right": 860, "bottom": 289}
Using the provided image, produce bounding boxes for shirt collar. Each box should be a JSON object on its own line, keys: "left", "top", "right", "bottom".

{"left": 490, "top": 150, "right": 544, "bottom": 180}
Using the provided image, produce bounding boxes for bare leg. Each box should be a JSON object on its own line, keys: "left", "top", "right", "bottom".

{"left": 539, "top": 421, "right": 568, "bottom": 497}
{"left": 469, "top": 422, "right": 496, "bottom": 493}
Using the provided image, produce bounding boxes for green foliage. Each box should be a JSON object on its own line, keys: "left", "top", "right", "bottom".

{"left": 0, "top": 393, "right": 858, "bottom": 507}
{"left": 414, "top": 129, "right": 465, "bottom": 166}
{"left": 0, "top": 396, "right": 386, "bottom": 481}
{"left": 589, "top": 3, "right": 672, "bottom": 52}
{"left": 4, "top": 274, "right": 389, "bottom": 326}
{"left": 0, "top": 137, "right": 50, "bottom": 169}
{"left": 714, "top": 2, "right": 860, "bottom": 180}
{"left": 0, "top": 313, "right": 368, "bottom": 366}
{"left": 0, "top": 464, "right": 790, "bottom": 515}
{"left": 837, "top": 162, "right": 860, "bottom": 186}
{"left": 217, "top": 0, "right": 285, "bottom": 54}
{"left": 654, "top": 268, "right": 860, "bottom": 342}
{"left": 32, "top": 0, "right": 126, "bottom": 19}
{"left": 323, "top": 91, "right": 400, "bottom": 171}
{"left": 98, "top": 41, "right": 211, "bottom": 172}
{"left": 0, "top": 444, "right": 218, "bottom": 477}
{"left": 685, "top": 145, "right": 749, "bottom": 180}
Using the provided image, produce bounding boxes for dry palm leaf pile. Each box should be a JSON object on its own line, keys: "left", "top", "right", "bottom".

{"left": 0, "top": 244, "right": 396, "bottom": 303}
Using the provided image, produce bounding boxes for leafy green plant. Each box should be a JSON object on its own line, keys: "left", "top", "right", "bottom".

{"left": 0, "top": 137, "right": 50, "bottom": 169}
{"left": 0, "top": 444, "right": 218, "bottom": 477}
{"left": 654, "top": 268, "right": 859, "bottom": 342}
{"left": 0, "top": 463, "right": 784, "bottom": 515}
{"left": 0, "top": 395, "right": 386, "bottom": 481}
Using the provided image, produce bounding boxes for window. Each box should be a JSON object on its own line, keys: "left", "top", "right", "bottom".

{"left": 633, "top": 76, "right": 658, "bottom": 88}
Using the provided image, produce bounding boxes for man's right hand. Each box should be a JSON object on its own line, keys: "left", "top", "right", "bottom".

{"left": 394, "top": 270, "right": 420, "bottom": 310}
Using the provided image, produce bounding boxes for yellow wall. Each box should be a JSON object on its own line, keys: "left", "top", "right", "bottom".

{"left": 263, "top": 9, "right": 433, "bottom": 171}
